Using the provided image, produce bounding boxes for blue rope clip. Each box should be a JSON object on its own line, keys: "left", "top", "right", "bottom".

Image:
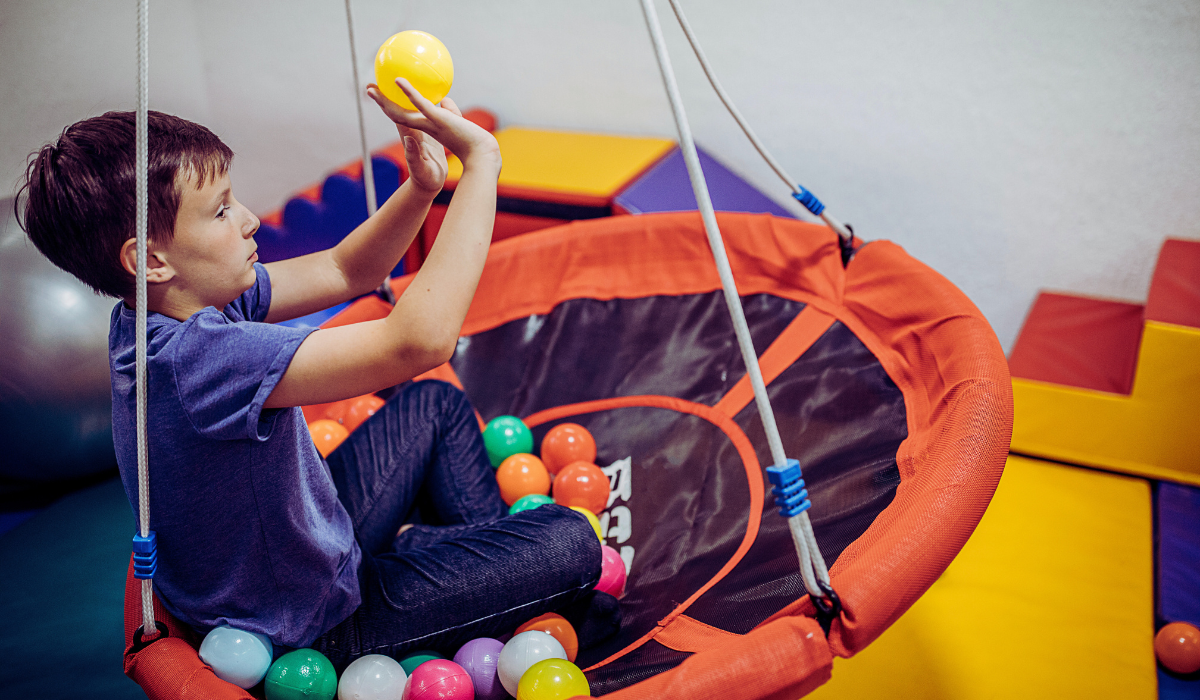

{"left": 132, "top": 531, "right": 157, "bottom": 579}
{"left": 792, "top": 186, "right": 825, "bottom": 217}
{"left": 766, "top": 459, "right": 811, "bottom": 517}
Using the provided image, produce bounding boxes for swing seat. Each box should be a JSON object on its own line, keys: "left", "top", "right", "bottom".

{"left": 124, "top": 212, "right": 1012, "bottom": 699}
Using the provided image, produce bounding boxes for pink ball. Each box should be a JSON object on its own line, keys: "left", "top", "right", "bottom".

{"left": 401, "top": 659, "right": 474, "bottom": 700}
{"left": 597, "top": 545, "right": 627, "bottom": 597}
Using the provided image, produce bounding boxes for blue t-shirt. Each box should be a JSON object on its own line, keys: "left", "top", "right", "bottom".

{"left": 110, "top": 263, "right": 362, "bottom": 648}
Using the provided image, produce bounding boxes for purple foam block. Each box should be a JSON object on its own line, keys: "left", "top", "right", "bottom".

{"left": 452, "top": 637, "right": 506, "bottom": 700}
{"left": 614, "top": 146, "right": 794, "bottom": 218}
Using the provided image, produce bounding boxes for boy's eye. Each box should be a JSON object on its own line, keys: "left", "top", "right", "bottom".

{"left": 216, "top": 204, "right": 229, "bottom": 219}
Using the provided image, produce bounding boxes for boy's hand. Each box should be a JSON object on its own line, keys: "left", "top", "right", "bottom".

{"left": 397, "top": 124, "right": 448, "bottom": 194}
{"left": 367, "top": 78, "right": 501, "bottom": 176}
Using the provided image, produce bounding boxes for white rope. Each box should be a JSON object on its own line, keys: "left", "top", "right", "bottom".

{"left": 638, "top": 0, "right": 832, "bottom": 600}
{"left": 665, "top": 0, "right": 853, "bottom": 244}
{"left": 344, "top": 0, "right": 396, "bottom": 304}
{"left": 135, "top": 0, "right": 155, "bottom": 637}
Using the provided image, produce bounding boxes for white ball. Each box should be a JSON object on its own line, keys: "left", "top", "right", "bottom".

{"left": 337, "top": 654, "right": 408, "bottom": 700}
{"left": 198, "top": 625, "right": 274, "bottom": 689}
{"left": 497, "top": 630, "right": 567, "bottom": 696}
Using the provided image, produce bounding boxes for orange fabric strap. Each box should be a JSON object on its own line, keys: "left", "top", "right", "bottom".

{"left": 712, "top": 305, "right": 836, "bottom": 419}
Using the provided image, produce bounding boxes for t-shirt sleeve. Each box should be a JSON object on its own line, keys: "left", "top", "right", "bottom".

{"left": 171, "top": 310, "right": 314, "bottom": 441}
{"left": 226, "top": 263, "right": 273, "bottom": 323}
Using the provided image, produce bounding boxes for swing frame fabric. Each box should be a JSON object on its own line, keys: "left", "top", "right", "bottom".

{"left": 123, "top": 212, "right": 1012, "bottom": 699}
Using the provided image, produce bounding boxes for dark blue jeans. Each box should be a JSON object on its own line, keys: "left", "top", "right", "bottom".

{"left": 312, "top": 380, "right": 602, "bottom": 669}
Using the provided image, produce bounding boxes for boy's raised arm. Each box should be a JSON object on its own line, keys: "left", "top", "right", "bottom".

{"left": 264, "top": 81, "right": 501, "bottom": 409}
{"left": 262, "top": 90, "right": 455, "bottom": 325}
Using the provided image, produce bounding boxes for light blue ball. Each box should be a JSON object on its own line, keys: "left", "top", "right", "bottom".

{"left": 199, "top": 625, "right": 275, "bottom": 689}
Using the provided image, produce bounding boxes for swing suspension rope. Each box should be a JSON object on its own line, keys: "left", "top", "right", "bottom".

{"left": 638, "top": 0, "right": 835, "bottom": 608}
{"left": 666, "top": 0, "right": 853, "bottom": 245}
{"left": 343, "top": 0, "right": 396, "bottom": 305}
{"left": 132, "top": 0, "right": 159, "bottom": 640}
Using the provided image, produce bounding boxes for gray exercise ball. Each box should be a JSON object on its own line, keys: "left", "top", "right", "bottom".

{"left": 0, "top": 196, "right": 117, "bottom": 481}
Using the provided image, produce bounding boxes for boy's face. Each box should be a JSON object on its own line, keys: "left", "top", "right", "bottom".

{"left": 157, "top": 169, "right": 260, "bottom": 310}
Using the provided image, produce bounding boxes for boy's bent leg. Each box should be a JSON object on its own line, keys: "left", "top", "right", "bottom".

{"left": 326, "top": 380, "right": 506, "bottom": 556}
{"left": 312, "top": 505, "right": 604, "bottom": 669}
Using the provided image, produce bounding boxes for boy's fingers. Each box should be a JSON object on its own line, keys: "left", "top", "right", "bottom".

{"left": 393, "top": 77, "right": 440, "bottom": 119}
{"left": 439, "top": 97, "right": 463, "bottom": 118}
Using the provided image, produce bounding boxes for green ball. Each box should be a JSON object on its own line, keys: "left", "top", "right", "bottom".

{"left": 482, "top": 415, "right": 533, "bottom": 467}
{"left": 399, "top": 649, "right": 445, "bottom": 675}
{"left": 265, "top": 649, "right": 337, "bottom": 700}
{"left": 509, "top": 493, "right": 555, "bottom": 515}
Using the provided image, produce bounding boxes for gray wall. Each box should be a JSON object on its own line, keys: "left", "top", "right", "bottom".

{"left": 3, "top": 0, "right": 1198, "bottom": 350}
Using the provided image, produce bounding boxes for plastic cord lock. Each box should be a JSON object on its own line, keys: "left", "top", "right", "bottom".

{"left": 766, "top": 459, "right": 811, "bottom": 517}
{"left": 792, "top": 187, "right": 825, "bottom": 216}
{"left": 132, "top": 531, "right": 157, "bottom": 579}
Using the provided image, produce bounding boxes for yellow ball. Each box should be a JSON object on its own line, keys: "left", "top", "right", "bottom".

{"left": 374, "top": 30, "right": 454, "bottom": 111}
{"left": 569, "top": 506, "right": 603, "bottom": 544}
{"left": 517, "top": 659, "right": 591, "bottom": 700}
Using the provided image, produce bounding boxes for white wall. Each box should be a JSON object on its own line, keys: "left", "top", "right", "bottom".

{"left": 3, "top": 0, "right": 1198, "bottom": 350}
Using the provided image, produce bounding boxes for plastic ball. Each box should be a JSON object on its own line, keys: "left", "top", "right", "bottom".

{"left": 266, "top": 649, "right": 338, "bottom": 700}
{"left": 569, "top": 507, "right": 604, "bottom": 544}
{"left": 516, "top": 658, "right": 591, "bottom": 700}
{"left": 327, "top": 394, "right": 386, "bottom": 433}
{"left": 198, "top": 625, "right": 274, "bottom": 689}
{"left": 596, "top": 545, "right": 627, "bottom": 598}
{"left": 496, "top": 454, "right": 552, "bottom": 506}
{"left": 498, "top": 631, "right": 567, "bottom": 696}
{"left": 399, "top": 650, "right": 445, "bottom": 675}
{"left": 483, "top": 415, "right": 534, "bottom": 467}
{"left": 309, "top": 419, "right": 349, "bottom": 457}
{"left": 452, "top": 638, "right": 506, "bottom": 700}
{"left": 539, "top": 424, "right": 597, "bottom": 475}
{"left": 552, "top": 462, "right": 610, "bottom": 515}
{"left": 338, "top": 654, "right": 407, "bottom": 700}
{"left": 1155, "top": 621, "right": 1200, "bottom": 674}
{"left": 402, "top": 659, "right": 473, "bottom": 700}
{"left": 515, "top": 613, "right": 578, "bottom": 663}
{"left": 509, "top": 493, "right": 555, "bottom": 515}
{"left": 374, "top": 30, "right": 454, "bottom": 111}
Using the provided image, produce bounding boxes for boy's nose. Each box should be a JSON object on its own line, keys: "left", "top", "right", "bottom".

{"left": 244, "top": 212, "right": 260, "bottom": 237}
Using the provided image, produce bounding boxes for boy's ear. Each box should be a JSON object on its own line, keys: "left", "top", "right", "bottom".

{"left": 119, "top": 237, "right": 174, "bottom": 284}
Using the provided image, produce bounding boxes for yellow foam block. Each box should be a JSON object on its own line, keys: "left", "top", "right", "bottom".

{"left": 1012, "top": 321, "right": 1200, "bottom": 486}
{"left": 809, "top": 456, "right": 1155, "bottom": 700}
{"left": 446, "top": 127, "right": 675, "bottom": 201}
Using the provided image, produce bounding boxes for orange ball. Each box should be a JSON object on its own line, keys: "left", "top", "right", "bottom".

{"left": 308, "top": 419, "right": 349, "bottom": 457}
{"left": 1156, "top": 622, "right": 1200, "bottom": 674}
{"left": 495, "top": 454, "right": 551, "bottom": 506}
{"left": 515, "top": 613, "right": 579, "bottom": 663}
{"left": 540, "top": 423, "right": 597, "bottom": 475}
{"left": 552, "top": 461, "right": 610, "bottom": 515}
{"left": 342, "top": 394, "right": 386, "bottom": 432}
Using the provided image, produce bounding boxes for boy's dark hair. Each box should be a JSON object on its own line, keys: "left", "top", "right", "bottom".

{"left": 15, "top": 111, "right": 234, "bottom": 299}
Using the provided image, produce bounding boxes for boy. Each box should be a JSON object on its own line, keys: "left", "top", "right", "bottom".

{"left": 17, "top": 79, "right": 614, "bottom": 668}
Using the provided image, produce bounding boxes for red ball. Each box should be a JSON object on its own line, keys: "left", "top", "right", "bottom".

{"left": 1156, "top": 622, "right": 1200, "bottom": 675}
{"left": 552, "top": 462, "right": 610, "bottom": 515}
{"left": 540, "top": 424, "right": 597, "bottom": 475}
{"left": 597, "top": 545, "right": 626, "bottom": 598}
{"left": 402, "top": 659, "right": 475, "bottom": 700}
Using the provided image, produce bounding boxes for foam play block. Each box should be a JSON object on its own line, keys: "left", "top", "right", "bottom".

{"left": 808, "top": 455, "right": 1156, "bottom": 700}
{"left": 442, "top": 127, "right": 675, "bottom": 211}
{"left": 612, "top": 146, "right": 794, "bottom": 218}
{"left": 1011, "top": 321, "right": 1200, "bottom": 486}
{"left": 1008, "top": 292, "right": 1144, "bottom": 394}
{"left": 1010, "top": 238, "right": 1200, "bottom": 487}
{"left": 1158, "top": 481, "right": 1200, "bottom": 628}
